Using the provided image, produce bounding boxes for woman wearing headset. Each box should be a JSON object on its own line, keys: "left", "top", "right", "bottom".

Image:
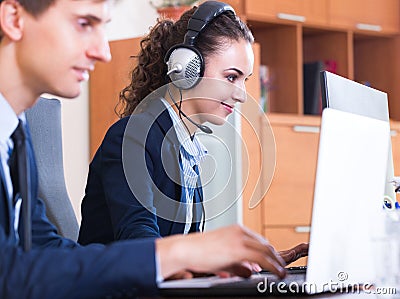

{"left": 78, "top": 1, "right": 307, "bottom": 267}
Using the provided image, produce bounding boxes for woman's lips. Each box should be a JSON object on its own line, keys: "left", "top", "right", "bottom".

{"left": 221, "top": 102, "right": 234, "bottom": 114}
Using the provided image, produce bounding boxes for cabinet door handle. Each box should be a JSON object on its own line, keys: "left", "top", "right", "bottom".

{"left": 356, "top": 23, "right": 382, "bottom": 32}
{"left": 293, "top": 125, "right": 320, "bottom": 133}
{"left": 294, "top": 226, "right": 311, "bottom": 233}
{"left": 277, "top": 13, "right": 305, "bottom": 23}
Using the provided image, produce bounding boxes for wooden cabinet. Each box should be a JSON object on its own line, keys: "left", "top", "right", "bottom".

{"left": 223, "top": 0, "right": 400, "bottom": 121}
{"left": 329, "top": 0, "right": 399, "bottom": 34}
{"left": 237, "top": 0, "right": 400, "bottom": 34}
{"left": 262, "top": 114, "right": 319, "bottom": 264}
{"left": 222, "top": 0, "right": 244, "bottom": 15}
{"left": 353, "top": 36, "right": 400, "bottom": 120}
{"left": 245, "top": 0, "right": 328, "bottom": 26}
{"left": 263, "top": 114, "right": 319, "bottom": 227}
{"left": 223, "top": 0, "right": 400, "bottom": 247}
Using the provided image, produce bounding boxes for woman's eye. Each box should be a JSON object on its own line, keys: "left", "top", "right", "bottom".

{"left": 227, "top": 74, "right": 237, "bottom": 82}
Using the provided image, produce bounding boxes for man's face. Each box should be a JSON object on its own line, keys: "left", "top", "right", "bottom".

{"left": 15, "top": 0, "right": 112, "bottom": 99}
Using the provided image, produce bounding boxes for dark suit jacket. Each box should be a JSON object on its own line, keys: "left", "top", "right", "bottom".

{"left": 79, "top": 98, "right": 204, "bottom": 245}
{"left": 0, "top": 122, "right": 157, "bottom": 299}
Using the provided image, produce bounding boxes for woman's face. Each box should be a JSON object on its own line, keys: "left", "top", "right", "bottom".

{"left": 182, "top": 38, "right": 254, "bottom": 126}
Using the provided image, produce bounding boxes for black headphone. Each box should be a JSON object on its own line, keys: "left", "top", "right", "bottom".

{"left": 165, "top": 1, "right": 236, "bottom": 90}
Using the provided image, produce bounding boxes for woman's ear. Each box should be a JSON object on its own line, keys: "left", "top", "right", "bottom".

{"left": 0, "top": 0, "right": 24, "bottom": 41}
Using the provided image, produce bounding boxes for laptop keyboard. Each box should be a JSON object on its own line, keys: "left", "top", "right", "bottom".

{"left": 261, "top": 266, "right": 307, "bottom": 275}
{"left": 159, "top": 268, "right": 308, "bottom": 297}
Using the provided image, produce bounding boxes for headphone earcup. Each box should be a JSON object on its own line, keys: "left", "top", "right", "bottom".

{"left": 166, "top": 45, "right": 204, "bottom": 90}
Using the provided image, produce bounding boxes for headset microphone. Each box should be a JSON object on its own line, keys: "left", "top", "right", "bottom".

{"left": 178, "top": 109, "right": 213, "bottom": 134}
{"left": 167, "top": 85, "right": 213, "bottom": 134}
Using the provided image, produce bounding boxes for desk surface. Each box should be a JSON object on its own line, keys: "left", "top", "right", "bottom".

{"left": 143, "top": 293, "right": 374, "bottom": 299}
{"left": 152, "top": 270, "right": 391, "bottom": 299}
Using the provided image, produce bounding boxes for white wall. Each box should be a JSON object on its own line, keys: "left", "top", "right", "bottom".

{"left": 61, "top": 0, "right": 159, "bottom": 221}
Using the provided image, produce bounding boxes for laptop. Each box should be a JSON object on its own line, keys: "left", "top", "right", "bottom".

{"left": 320, "top": 70, "right": 397, "bottom": 208}
{"left": 159, "top": 108, "right": 390, "bottom": 296}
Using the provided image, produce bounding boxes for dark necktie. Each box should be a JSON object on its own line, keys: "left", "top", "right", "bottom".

{"left": 9, "top": 120, "right": 32, "bottom": 251}
{"left": 189, "top": 164, "right": 205, "bottom": 233}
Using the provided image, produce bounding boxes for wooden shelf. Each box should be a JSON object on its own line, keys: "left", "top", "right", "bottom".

{"left": 226, "top": 0, "right": 400, "bottom": 120}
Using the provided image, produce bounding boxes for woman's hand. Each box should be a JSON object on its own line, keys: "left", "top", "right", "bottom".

{"left": 279, "top": 243, "right": 309, "bottom": 265}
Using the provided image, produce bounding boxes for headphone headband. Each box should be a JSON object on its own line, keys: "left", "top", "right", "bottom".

{"left": 184, "top": 1, "right": 236, "bottom": 46}
{"left": 166, "top": 1, "right": 235, "bottom": 90}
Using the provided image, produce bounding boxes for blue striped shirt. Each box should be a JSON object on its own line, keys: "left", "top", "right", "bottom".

{"left": 161, "top": 99, "right": 207, "bottom": 233}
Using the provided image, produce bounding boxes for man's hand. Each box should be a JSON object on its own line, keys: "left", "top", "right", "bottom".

{"left": 156, "top": 225, "right": 287, "bottom": 281}
{"left": 164, "top": 270, "right": 194, "bottom": 280}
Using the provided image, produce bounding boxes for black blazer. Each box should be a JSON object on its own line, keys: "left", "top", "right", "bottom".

{"left": 79, "top": 99, "right": 204, "bottom": 245}
{"left": 0, "top": 122, "right": 157, "bottom": 299}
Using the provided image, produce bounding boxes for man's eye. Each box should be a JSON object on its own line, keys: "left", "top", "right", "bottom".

{"left": 78, "top": 19, "right": 92, "bottom": 29}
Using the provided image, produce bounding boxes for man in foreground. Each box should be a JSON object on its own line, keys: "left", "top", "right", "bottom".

{"left": 0, "top": 0, "right": 307, "bottom": 298}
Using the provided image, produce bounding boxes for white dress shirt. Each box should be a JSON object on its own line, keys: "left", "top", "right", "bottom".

{"left": 0, "top": 93, "right": 27, "bottom": 239}
{"left": 0, "top": 93, "right": 20, "bottom": 201}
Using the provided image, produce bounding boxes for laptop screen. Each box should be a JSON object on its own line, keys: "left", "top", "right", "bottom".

{"left": 306, "top": 108, "right": 390, "bottom": 293}
{"left": 320, "top": 70, "right": 396, "bottom": 205}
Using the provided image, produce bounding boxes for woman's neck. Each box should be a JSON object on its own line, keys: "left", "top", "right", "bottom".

{"left": 164, "top": 89, "right": 199, "bottom": 136}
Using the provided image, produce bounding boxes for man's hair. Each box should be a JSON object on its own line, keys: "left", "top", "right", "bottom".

{"left": 0, "top": 0, "right": 115, "bottom": 40}
{"left": 0, "top": 0, "right": 57, "bottom": 40}
{"left": 3, "top": 0, "right": 57, "bottom": 16}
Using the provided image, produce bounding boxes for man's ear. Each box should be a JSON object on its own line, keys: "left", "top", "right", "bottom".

{"left": 0, "top": 0, "right": 24, "bottom": 41}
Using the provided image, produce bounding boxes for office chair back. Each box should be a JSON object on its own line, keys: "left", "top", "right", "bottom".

{"left": 26, "top": 97, "right": 79, "bottom": 241}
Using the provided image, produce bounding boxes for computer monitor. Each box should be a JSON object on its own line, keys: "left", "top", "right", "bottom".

{"left": 320, "top": 71, "right": 396, "bottom": 205}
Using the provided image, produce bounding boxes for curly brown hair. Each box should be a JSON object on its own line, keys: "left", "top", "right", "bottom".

{"left": 116, "top": 4, "right": 254, "bottom": 118}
